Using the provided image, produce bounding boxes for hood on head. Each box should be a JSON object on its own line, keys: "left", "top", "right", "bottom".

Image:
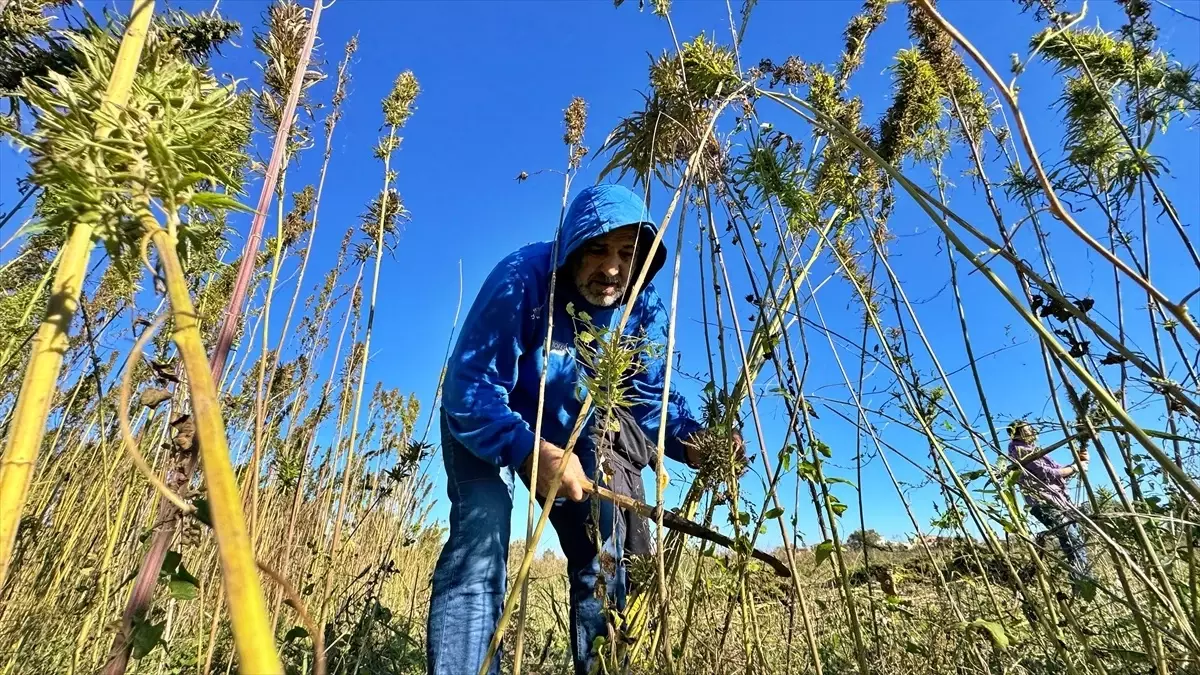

{"left": 556, "top": 184, "right": 666, "bottom": 287}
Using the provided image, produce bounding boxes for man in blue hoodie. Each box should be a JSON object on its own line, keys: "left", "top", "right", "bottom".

{"left": 427, "top": 184, "right": 709, "bottom": 674}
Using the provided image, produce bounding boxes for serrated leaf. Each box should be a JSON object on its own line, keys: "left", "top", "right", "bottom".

{"left": 963, "top": 619, "right": 1009, "bottom": 650}
{"left": 814, "top": 540, "right": 834, "bottom": 568}
{"left": 131, "top": 619, "right": 165, "bottom": 659}
{"left": 188, "top": 191, "right": 250, "bottom": 213}
{"left": 797, "top": 460, "right": 818, "bottom": 481}
{"left": 169, "top": 578, "right": 198, "bottom": 600}
{"left": 579, "top": 331, "right": 595, "bottom": 344}
{"left": 191, "top": 497, "right": 213, "bottom": 528}
{"left": 1076, "top": 577, "right": 1097, "bottom": 602}
{"left": 161, "top": 551, "right": 182, "bottom": 576}
{"left": 960, "top": 469, "right": 987, "bottom": 482}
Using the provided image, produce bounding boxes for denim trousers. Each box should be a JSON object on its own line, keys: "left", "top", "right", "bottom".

{"left": 1031, "top": 500, "right": 1089, "bottom": 582}
{"left": 427, "top": 412, "right": 626, "bottom": 675}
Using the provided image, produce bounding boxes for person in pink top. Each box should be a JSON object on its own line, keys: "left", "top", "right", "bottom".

{"left": 1006, "top": 420, "right": 1090, "bottom": 583}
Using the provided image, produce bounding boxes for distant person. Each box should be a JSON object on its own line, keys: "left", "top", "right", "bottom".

{"left": 427, "top": 184, "right": 723, "bottom": 675}
{"left": 1006, "top": 420, "right": 1090, "bottom": 582}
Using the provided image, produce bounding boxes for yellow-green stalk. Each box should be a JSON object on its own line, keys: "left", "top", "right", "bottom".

{"left": 0, "top": 0, "right": 155, "bottom": 590}
{"left": 148, "top": 220, "right": 282, "bottom": 673}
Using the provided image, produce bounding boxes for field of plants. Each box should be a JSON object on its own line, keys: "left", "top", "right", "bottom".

{"left": 1, "top": 0, "right": 1199, "bottom": 673}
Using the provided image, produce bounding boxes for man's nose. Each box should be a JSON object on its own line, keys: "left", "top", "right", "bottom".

{"left": 601, "top": 252, "right": 622, "bottom": 276}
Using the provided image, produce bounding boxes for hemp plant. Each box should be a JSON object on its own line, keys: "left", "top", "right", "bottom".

{"left": 319, "top": 68, "right": 419, "bottom": 624}
{"left": 5, "top": 0, "right": 287, "bottom": 669}
{"left": 0, "top": 0, "right": 158, "bottom": 592}
{"left": 511, "top": 95, "right": 589, "bottom": 675}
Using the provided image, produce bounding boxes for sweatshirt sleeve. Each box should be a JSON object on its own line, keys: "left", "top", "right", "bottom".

{"left": 441, "top": 255, "right": 538, "bottom": 469}
{"left": 627, "top": 290, "right": 703, "bottom": 464}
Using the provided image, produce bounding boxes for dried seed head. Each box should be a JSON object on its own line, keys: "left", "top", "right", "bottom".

{"left": 601, "top": 35, "right": 739, "bottom": 185}
{"left": 0, "top": 0, "right": 65, "bottom": 42}
{"left": 563, "top": 96, "right": 589, "bottom": 168}
{"left": 758, "top": 55, "right": 809, "bottom": 88}
{"left": 254, "top": 0, "right": 322, "bottom": 132}
{"left": 329, "top": 36, "right": 358, "bottom": 112}
{"left": 905, "top": 0, "right": 988, "bottom": 145}
{"left": 563, "top": 96, "right": 587, "bottom": 147}
{"left": 836, "top": 0, "right": 888, "bottom": 89}
{"left": 383, "top": 71, "right": 420, "bottom": 128}
{"left": 649, "top": 34, "right": 739, "bottom": 103}
{"left": 281, "top": 184, "right": 315, "bottom": 248}
{"left": 358, "top": 187, "right": 407, "bottom": 254}
{"left": 877, "top": 49, "right": 947, "bottom": 164}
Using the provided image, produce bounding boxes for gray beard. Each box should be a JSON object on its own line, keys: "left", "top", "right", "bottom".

{"left": 576, "top": 280, "right": 622, "bottom": 307}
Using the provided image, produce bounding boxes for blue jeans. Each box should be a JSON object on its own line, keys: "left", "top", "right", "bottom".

{"left": 1031, "top": 501, "right": 1089, "bottom": 583}
{"left": 427, "top": 412, "right": 626, "bottom": 675}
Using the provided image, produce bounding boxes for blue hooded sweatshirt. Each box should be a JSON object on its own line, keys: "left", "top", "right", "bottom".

{"left": 442, "top": 184, "right": 703, "bottom": 470}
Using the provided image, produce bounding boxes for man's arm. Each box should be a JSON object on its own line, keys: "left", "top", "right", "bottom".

{"left": 627, "top": 290, "right": 703, "bottom": 464}
{"left": 441, "top": 256, "right": 539, "bottom": 469}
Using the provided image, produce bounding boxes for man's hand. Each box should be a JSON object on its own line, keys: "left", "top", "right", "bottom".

{"left": 521, "top": 440, "right": 589, "bottom": 502}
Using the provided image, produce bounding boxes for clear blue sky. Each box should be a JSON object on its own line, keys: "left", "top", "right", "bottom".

{"left": 2, "top": 0, "right": 1198, "bottom": 552}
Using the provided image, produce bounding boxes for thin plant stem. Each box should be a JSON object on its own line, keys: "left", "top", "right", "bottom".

{"left": 208, "top": 0, "right": 324, "bottom": 379}
{"left": 913, "top": 0, "right": 1200, "bottom": 344}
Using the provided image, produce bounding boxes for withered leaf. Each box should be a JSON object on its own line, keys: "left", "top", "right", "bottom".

{"left": 171, "top": 415, "right": 196, "bottom": 453}
{"left": 139, "top": 388, "right": 171, "bottom": 410}
{"left": 150, "top": 360, "right": 180, "bottom": 384}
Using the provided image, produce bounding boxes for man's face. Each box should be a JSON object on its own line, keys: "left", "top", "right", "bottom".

{"left": 573, "top": 226, "right": 639, "bottom": 308}
{"left": 1009, "top": 423, "right": 1031, "bottom": 442}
